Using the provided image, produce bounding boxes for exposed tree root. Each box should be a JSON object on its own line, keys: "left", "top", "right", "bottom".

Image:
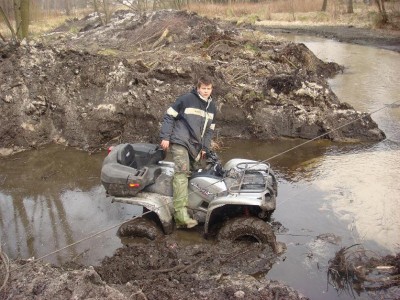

{"left": 327, "top": 244, "right": 400, "bottom": 297}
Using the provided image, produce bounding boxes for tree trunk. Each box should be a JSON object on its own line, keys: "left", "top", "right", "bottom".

{"left": 14, "top": 0, "right": 21, "bottom": 37}
{"left": 102, "top": 0, "right": 110, "bottom": 24}
{"left": 65, "top": 0, "right": 72, "bottom": 16}
{"left": 20, "top": 0, "right": 29, "bottom": 38}
{"left": 13, "top": 0, "right": 29, "bottom": 39}
{"left": 347, "top": 0, "right": 353, "bottom": 13}
{"left": 92, "top": 0, "right": 105, "bottom": 25}
{"left": 376, "top": 0, "right": 388, "bottom": 23}
{"left": 0, "top": 4, "right": 17, "bottom": 40}
{"left": 321, "top": 0, "right": 328, "bottom": 11}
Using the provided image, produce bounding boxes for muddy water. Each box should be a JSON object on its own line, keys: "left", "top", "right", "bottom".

{"left": 263, "top": 34, "right": 400, "bottom": 299}
{"left": 1, "top": 37, "right": 400, "bottom": 299}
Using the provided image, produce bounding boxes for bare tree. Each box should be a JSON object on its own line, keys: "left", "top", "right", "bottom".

{"left": 65, "top": 0, "right": 72, "bottom": 16}
{"left": 101, "top": 0, "right": 111, "bottom": 23}
{"left": 375, "top": 0, "right": 388, "bottom": 23}
{"left": 347, "top": 0, "right": 353, "bottom": 13}
{"left": 14, "top": 0, "right": 30, "bottom": 39}
{"left": 115, "top": 0, "right": 150, "bottom": 13}
{"left": 0, "top": 0, "right": 13, "bottom": 16}
{"left": 321, "top": 0, "right": 328, "bottom": 11}
{"left": 0, "top": 4, "right": 17, "bottom": 41}
{"left": 0, "top": 0, "right": 29, "bottom": 41}
{"left": 92, "top": 0, "right": 111, "bottom": 25}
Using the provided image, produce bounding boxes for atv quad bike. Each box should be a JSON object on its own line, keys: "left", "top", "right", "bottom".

{"left": 101, "top": 143, "right": 278, "bottom": 252}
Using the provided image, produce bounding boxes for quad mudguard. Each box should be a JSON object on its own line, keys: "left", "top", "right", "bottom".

{"left": 203, "top": 192, "right": 276, "bottom": 234}
{"left": 111, "top": 192, "right": 174, "bottom": 234}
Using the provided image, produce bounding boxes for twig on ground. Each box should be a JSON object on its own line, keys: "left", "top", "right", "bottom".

{"left": 177, "top": 254, "right": 211, "bottom": 274}
{"left": 0, "top": 247, "right": 10, "bottom": 292}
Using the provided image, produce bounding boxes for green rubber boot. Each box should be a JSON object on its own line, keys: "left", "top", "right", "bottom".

{"left": 173, "top": 172, "right": 198, "bottom": 228}
{"left": 174, "top": 210, "right": 198, "bottom": 229}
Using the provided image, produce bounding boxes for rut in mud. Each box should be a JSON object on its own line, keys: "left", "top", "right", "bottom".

{"left": 94, "top": 234, "right": 297, "bottom": 300}
{"left": 1, "top": 235, "right": 309, "bottom": 300}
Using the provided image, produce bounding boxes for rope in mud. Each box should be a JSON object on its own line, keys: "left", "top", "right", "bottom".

{"left": 189, "top": 98, "right": 400, "bottom": 197}
{"left": 7, "top": 99, "right": 400, "bottom": 273}
{"left": 258, "top": 99, "right": 400, "bottom": 164}
{"left": 254, "top": 99, "right": 400, "bottom": 232}
{"left": 249, "top": 100, "right": 400, "bottom": 245}
{"left": 7, "top": 211, "right": 153, "bottom": 273}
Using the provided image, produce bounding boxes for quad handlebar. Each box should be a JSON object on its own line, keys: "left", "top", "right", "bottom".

{"left": 204, "top": 148, "right": 225, "bottom": 177}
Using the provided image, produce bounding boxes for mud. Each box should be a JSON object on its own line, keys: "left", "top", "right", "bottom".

{"left": 0, "top": 10, "right": 385, "bottom": 157}
{"left": 327, "top": 245, "right": 400, "bottom": 299}
{"left": 257, "top": 24, "right": 400, "bottom": 53}
{"left": 1, "top": 237, "right": 309, "bottom": 300}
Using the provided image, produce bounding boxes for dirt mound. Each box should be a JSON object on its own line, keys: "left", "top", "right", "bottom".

{"left": 96, "top": 239, "right": 277, "bottom": 283}
{"left": 0, "top": 9, "right": 385, "bottom": 155}
{"left": 1, "top": 238, "right": 309, "bottom": 300}
{"left": 51, "top": 10, "right": 224, "bottom": 54}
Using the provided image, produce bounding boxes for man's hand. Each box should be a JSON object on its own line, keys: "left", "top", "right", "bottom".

{"left": 201, "top": 150, "right": 206, "bottom": 159}
{"left": 160, "top": 140, "right": 170, "bottom": 151}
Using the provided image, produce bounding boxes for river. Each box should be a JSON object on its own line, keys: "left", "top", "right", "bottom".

{"left": 1, "top": 35, "right": 399, "bottom": 299}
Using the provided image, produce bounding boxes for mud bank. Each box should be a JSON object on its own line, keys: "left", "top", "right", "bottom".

{"left": 257, "top": 24, "right": 400, "bottom": 53}
{"left": 0, "top": 10, "right": 385, "bottom": 156}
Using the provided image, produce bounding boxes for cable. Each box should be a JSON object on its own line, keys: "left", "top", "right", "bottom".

{"left": 194, "top": 98, "right": 400, "bottom": 193}
{"left": 259, "top": 99, "right": 400, "bottom": 164}
{"left": 8, "top": 210, "right": 153, "bottom": 273}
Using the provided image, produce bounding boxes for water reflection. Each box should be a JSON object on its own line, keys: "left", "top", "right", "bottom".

{"left": 0, "top": 145, "right": 139, "bottom": 265}
{"left": 262, "top": 33, "right": 400, "bottom": 299}
{"left": 315, "top": 146, "right": 400, "bottom": 253}
{"left": 218, "top": 138, "right": 378, "bottom": 183}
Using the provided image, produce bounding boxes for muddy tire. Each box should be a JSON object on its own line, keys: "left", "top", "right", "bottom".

{"left": 217, "top": 217, "right": 278, "bottom": 252}
{"left": 117, "top": 217, "right": 162, "bottom": 240}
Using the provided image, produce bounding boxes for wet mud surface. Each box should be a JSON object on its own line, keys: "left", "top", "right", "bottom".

{"left": 96, "top": 238, "right": 281, "bottom": 299}
{"left": 258, "top": 24, "right": 400, "bottom": 52}
{"left": 0, "top": 10, "right": 386, "bottom": 156}
{"left": 327, "top": 245, "right": 400, "bottom": 298}
{"left": 1, "top": 236, "right": 309, "bottom": 300}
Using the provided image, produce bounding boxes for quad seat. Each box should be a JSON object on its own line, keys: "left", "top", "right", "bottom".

{"left": 101, "top": 143, "right": 166, "bottom": 197}
{"left": 117, "top": 144, "right": 136, "bottom": 168}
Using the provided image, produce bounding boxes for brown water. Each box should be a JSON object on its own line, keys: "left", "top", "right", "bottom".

{"left": 265, "top": 34, "right": 400, "bottom": 299}
{"left": 0, "top": 146, "right": 141, "bottom": 266}
{"left": 1, "top": 36, "right": 399, "bottom": 299}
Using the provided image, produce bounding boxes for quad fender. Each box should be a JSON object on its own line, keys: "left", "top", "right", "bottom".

{"left": 112, "top": 192, "right": 174, "bottom": 234}
{"left": 204, "top": 193, "right": 274, "bottom": 234}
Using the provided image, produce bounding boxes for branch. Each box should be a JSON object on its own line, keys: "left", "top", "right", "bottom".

{"left": 152, "top": 28, "right": 169, "bottom": 49}
{"left": 0, "top": 247, "right": 10, "bottom": 292}
{"left": 0, "top": 5, "right": 17, "bottom": 41}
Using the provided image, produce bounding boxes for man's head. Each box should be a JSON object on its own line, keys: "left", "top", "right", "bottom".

{"left": 196, "top": 76, "right": 213, "bottom": 99}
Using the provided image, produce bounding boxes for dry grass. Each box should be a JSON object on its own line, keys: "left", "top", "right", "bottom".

{"left": 186, "top": 0, "right": 400, "bottom": 29}
{"left": 0, "top": 8, "right": 91, "bottom": 39}
{"left": 1, "top": 0, "right": 399, "bottom": 40}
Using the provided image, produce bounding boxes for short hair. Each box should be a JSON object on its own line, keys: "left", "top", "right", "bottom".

{"left": 196, "top": 76, "right": 213, "bottom": 88}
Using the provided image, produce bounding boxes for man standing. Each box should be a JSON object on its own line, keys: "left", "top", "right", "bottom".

{"left": 160, "top": 76, "right": 217, "bottom": 228}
